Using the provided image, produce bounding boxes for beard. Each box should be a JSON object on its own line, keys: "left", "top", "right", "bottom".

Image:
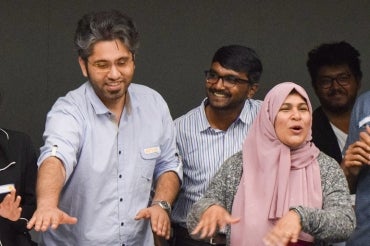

{"left": 320, "top": 90, "right": 357, "bottom": 115}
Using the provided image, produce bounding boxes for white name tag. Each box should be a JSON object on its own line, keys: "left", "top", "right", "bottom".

{"left": 0, "top": 184, "right": 15, "bottom": 194}
{"left": 144, "top": 146, "right": 160, "bottom": 155}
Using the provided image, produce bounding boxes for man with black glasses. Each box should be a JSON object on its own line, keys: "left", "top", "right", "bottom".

{"left": 307, "top": 41, "right": 362, "bottom": 246}
{"left": 170, "top": 45, "right": 262, "bottom": 246}
{"left": 307, "top": 41, "right": 362, "bottom": 179}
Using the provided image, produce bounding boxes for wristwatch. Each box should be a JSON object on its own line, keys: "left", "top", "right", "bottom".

{"left": 152, "top": 200, "right": 172, "bottom": 215}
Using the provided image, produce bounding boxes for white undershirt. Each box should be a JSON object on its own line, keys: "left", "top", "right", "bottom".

{"left": 330, "top": 122, "right": 347, "bottom": 154}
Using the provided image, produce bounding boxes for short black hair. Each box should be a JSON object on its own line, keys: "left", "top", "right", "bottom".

{"left": 212, "top": 45, "right": 263, "bottom": 83}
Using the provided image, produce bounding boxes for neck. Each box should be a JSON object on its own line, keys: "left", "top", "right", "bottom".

{"left": 205, "top": 105, "right": 243, "bottom": 131}
{"left": 104, "top": 95, "right": 126, "bottom": 124}
{"left": 323, "top": 108, "right": 351, "bottom": 133}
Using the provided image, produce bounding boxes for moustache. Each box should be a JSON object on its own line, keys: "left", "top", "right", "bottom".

{"left": 327, "top": 88, "right": 346, "bottom": 97}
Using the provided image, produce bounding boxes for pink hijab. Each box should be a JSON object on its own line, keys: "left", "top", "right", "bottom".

{"left": 231, "top": 82, "right": 322, "bottom": 245}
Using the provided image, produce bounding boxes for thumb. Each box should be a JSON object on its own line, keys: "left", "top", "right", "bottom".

{"left": 62, "top": 213, "right": 78, "bottom": 224}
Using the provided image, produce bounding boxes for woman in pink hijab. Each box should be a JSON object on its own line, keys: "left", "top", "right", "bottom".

{"left": 187, "top": 82, "right": 355, "bottom": 246}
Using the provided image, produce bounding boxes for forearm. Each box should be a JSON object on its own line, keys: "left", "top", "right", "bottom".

{"left": 36, "top": 157, "right": 66, "bottom": 208}
{"left": 153, "top": 171, "right": 180, "bottom": 204}
{"left": 294, "top": 204, "right": 355, "bottom": 242}
{"left": 297, "top": 154, "right": 355, "bottom": 242}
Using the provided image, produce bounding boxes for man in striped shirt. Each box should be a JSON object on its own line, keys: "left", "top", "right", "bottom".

{"left": 170, "top": 45, "right": 263, "bottom": 246}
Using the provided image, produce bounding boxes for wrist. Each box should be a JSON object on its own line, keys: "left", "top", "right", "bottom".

{"left": 151, "top": 200, "right": 172, "bottom": 216}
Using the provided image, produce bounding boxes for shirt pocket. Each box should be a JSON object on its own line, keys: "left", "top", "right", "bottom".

{"left": 139, "top": 145, "right": 161, "bottom": 179}
{"left": 140, "top": 146, "right": 161, "bottom": 160}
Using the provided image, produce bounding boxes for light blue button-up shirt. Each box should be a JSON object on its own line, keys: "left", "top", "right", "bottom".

{"left": 38, "top": 82, "right": 182, "bottom": 246}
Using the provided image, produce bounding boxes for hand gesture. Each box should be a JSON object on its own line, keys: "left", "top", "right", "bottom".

{"left": 0, "top": 189, "right": 22, "bottom": 221}
{"left": 191, "top": 205, "right": 240, "bottom": 239}
{"left": 135, "top": 205, "right": 171, "bottom": 239}
{"left": 263, "top": 210, "right": 301, "bottom": 246}
{"left": 27, "top": 206, "right": 78, "bottom": 231}
{"left": 342, "top": 125, "right": 370, "bottom": 175}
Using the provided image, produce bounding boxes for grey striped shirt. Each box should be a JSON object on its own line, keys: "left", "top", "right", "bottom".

{"left": 171, "top": 98, "right": 261, "bottom": 226}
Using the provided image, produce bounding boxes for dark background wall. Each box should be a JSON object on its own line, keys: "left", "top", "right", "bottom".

{"left": 1, "top": 0, "right": 370, "bottom": 150}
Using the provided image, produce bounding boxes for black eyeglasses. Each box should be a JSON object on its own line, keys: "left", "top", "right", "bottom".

{"left": 204, "top": 70, "right": 249, "bottom": 88}
{"left": 317, "top": 73, "right": 352, "bottom": 89}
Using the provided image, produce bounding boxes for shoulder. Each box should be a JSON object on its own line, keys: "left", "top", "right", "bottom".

{"left": 220, "top": 151, "right": 243, "bottom": 175}
{"left": 317, "top": 152, "right": 342, "bottom": 179}
{"left": 357, "top": 90, "right": 370, "bottom": 102}
{"left": 245, "top": 99, "right": 262, "bottom": 109}
{"left": 129, "top": 83, "right": 164, "bottom": 98}
{"left": 317, "top": 152, "right": 338, "bottom": 169}
{"left": 129, "top": 83, "right": 169, "bottom": 107}
{"left": 175, "top": 106, "right": 201, "bottom": 125}
{"left": 53, "top": 82, "right": 89, "bottom": 108}
{"left": 353, "top": 90, "right": 370, "bottom": 114}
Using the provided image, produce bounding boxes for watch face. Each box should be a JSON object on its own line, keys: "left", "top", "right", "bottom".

{"left": 156, "top": 200, "right": 171, "bottom": 214}
{"left": 159, "top": 201, "right": 170, "bottom": 209}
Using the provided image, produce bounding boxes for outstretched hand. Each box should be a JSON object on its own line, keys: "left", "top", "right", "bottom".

{"left": 27, "top": 206, "right": 78, "bottom": 231}
{"left": 191, "top": 205, "right": 240, "bottom": 239}
{"left": 135, "top": 205, "right": 171, "bottom": 239}
{"left": 0, "top": 189, "right": 22, "bottom": 221}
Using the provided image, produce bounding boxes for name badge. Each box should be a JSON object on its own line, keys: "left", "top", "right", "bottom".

{"left": 144, "top": 146, "right": 160, "bottom": 155}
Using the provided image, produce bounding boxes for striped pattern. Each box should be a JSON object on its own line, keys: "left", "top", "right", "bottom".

{"left": 171, "top": 98, "right": 261, "bottom": 225}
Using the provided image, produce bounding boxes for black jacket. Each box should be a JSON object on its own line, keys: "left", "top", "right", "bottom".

{"left": 0, "top": 128, "right": 38, "bottom": 246}
{"left": 312, "top": 107, "right": 343, "bottom": 164}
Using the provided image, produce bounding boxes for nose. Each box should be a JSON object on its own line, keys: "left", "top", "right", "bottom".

{"left": 213, "top": 77, "right": 226, "bottom": 88}
{"left": 107, "top": 64, "right": 121, "bottom": 79}
{"left": 291, "top": 109, "right": 302, "bottom": 120}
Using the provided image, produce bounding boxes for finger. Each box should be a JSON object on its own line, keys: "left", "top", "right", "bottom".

{"left": 63, "top": 215, "right": 78, "bottom": 225}
{"left": 199, "top": 221, "right": 212, "bottom": 239}
{"left": 27, "top": 215, "right": 36, "bottom": 229}
{"left": 14, "top": 196, "right": 22, "bottom": 207}
{"left": 50, "top": 215, "right": 60, "bottom": 230}
{"left": 134, "top": 209, "right": 150, "bottom": 220}
{"left": 165, "top": 223, "right": 171, "bottom": 240}
{"left": 40, "top": 216, "right": 53, "bottom": 232}
{"left": 191, "top": 222, "right": 204, "bottom": 235}
{"left": 226, "top": 216, "right": 241, "bottom": 225}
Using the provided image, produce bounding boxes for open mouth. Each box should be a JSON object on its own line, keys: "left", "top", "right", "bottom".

{"left": 290, "top": 125, "right": 303, "bottom": 133}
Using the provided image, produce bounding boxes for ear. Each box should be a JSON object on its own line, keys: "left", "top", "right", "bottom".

{"left": 78, "top": 57, "right": 88, "bottom": 77}
{"left": 247, "top": 83, "right": 259, "bottom": 98}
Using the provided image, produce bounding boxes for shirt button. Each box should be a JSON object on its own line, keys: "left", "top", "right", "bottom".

{"left": 120, "top": 198, "right": 123, "bottom": 202}
{"left": 121, "top": 222, "right": 124, "bottom": 226}
{"left": 119, "top": 174, "right": 122, "bottom": 178}
{"left": 119, "top": 150, "right": 122, "bottom": 154}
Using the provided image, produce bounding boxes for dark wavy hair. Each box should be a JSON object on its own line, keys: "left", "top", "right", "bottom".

{"left": 74, "top": 10, "right": 139, "bottom": 61}
{"left": 307, "top": 41, "right": 362, "bottom": 86}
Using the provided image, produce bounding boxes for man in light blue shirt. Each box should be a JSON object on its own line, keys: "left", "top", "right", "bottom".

{"left": 27, "top": 10, "right": 182, "bottom": 246}
{"left": 170, "top": 45, "right": 262, "bottom": 246}
{"left": 341, "top": 90, "right": 370, "bottom": 246}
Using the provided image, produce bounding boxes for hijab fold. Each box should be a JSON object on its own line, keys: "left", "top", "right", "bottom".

{"left": 231, "top": 82, "right": 322, "bottom": 245}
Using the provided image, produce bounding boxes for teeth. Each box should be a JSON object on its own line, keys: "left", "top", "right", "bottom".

{"left": 214, "top": 92, "right": 227, "bottom": 97}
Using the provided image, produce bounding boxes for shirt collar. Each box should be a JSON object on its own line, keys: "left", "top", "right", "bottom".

{"left": 86, "top": 82, "right": 133, "bottom": 116}
{"left": 199, "top": 98, "right": 246, "bottom": 133}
